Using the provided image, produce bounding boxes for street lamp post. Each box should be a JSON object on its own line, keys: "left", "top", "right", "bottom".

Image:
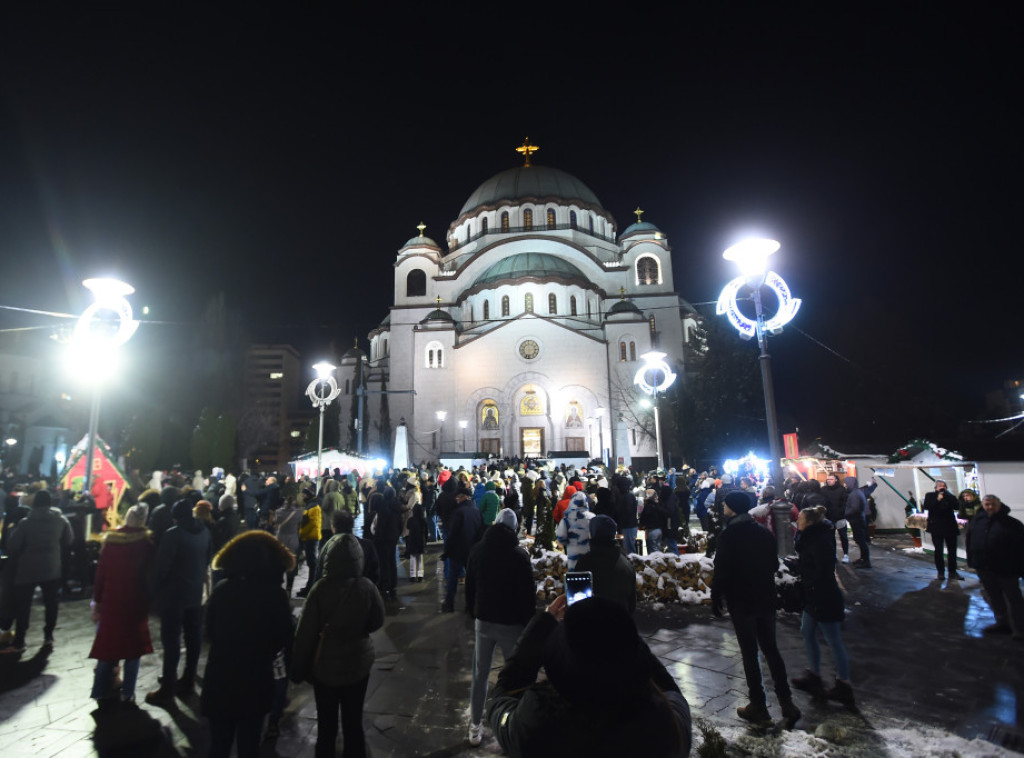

{"left": 633, "top": 352, "right": 677, "bottom": 471}
{"left": 717, "top": 238, "right": 801, "bottom": 555}
{"left": 458, "top": 419, "right": 468, "bottom": 452}
{"left": 595, "top": 406, "right": 606, "bottom": 468}
{"left": 306, "top": 361, "right": 341, "bottom": 492}
{"left": 70, "top": 278, "right": 139, "bottom": 498}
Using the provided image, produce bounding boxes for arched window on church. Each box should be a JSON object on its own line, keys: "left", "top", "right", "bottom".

{"left": 548, "top": 293, "right": 557, "bottom": 314}
{"left": 620, "top": 341, "right": 627, "bottom": 362}
{"left": 425, "top": 340, "right": 444, "bottom": 368}
{"left": 481, "top": 216, "right": 488, "bottom": 234}
{"left": 406, "top": 269, "right": 426, "bottom": 297}
{"left": 501, "top": 295, "right": 510, "bottom": 316}
{"left": 547, "top": 208, "right": 556, "bottom": 229}
{"left": 483, "top": 300, "right": 490, "bottom": 320}
{"left": 570, "top": 210, "right": 578, "bottom": 229}
{"left": 469, "top": 304, "right": 474, "bottom": 323}
{"left": 636, "top": 256, "right": 660, "bottom": 285}
{"left": 525, "top": 293, "right": 534, "bottom": 313}
{"left": 501, "top": 211, "right": 509, "bottom": 232}
{"left": 586, "top": 299, "right": 591, "bottom": 319}
{"left": 629, "top": 341, "right": 637, "bottom": 361}
{"left": 383, "top": 338, "right": 388, "bottom": 356}
{"left": 570, "top": 296, "right": 577, "bottom": 316}
{"left": 523, "top": 209, "right": 533, "bottom": 230}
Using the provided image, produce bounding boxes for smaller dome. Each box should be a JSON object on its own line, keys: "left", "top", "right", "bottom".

{"left": 342, "top": 344, "right": 367, "bottom": 360}
{"left": 418, "top": 308, "right": 457, "bottom": 326}
{"left": 620, "top": 221, "right": 661, "bottom": 238}
{"left": 475, "top": 253, "right": 586, "bottom": 287}
{"left": 402, "top": 235, "right": 440, "bottom": 249}
{"left": 608, "top": 299, "right": 642, "bottom": 315}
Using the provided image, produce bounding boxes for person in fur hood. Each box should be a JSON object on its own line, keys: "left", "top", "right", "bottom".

{"left": 201, "top": 530, "right": 295, "bottom": 757}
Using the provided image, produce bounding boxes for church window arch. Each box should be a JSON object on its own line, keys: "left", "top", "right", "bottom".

{"left": 501, "top": 295, "right": 510, "bottom": 317}
{"left": 570, "top": 210, "right": 578, "bottom": 229}
{"left": 548, "top": 293, "right": 557, "bottom": 314}
{"left": 481, "top": 216, "right": 488, "bottom": 234}
{"left": 501, "top": 211, "right": 509, "bottom": 232}
{"left": 588, "top": 215, "right": 594, "bottom": 234}
{"left": 523, "top": 208, "right": 533, "bottom": 230}
{"left": 546, "top": 208, "right": 556, "bottom": 228}
{"left": 425, "top": 340, "right": 445, "bottom": 368}
{"left": 619, "top": 341, "right": 627, "bottom": 362}
{"left": 570, "top": 296, "right": 578, "bottom": 316}
{"left": 383, "top": 338, "right": 388, "bottom": 356}
{"left": 630, "top": 341, "right": 637, "bottom": 361}
{"left": 636, "top": 255, "right": 660, "bottom": 286}
{"left": 469, "top": 304, "right": 474, "bottom": 323}
{"left": 483, "top": 300, "right": 490, "bottom": 320}
{"left": 406, "top": 269, "right": 426, "bottom": 297}
{"left": 525, "top": 293, "right": 534, "bottom": 313}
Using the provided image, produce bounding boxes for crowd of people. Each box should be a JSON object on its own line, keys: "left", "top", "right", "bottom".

{"left": 1, "top": 459, "right": 1022, "bottom": 756}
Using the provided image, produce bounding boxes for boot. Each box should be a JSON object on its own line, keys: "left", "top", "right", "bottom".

{"left": 791, "top": 670, "right": 826, "bottom": 700}
{"left": 736, "top": 701, "right": 771, "bottom": 724}
{"left": 780, "top": 698, "right": 801, "bottom": 728}
{"left": 144, "top": 685, "right": 176, "bottom": 704}
{"left": 826, "top": 679, "right": 856, "bottom": 709}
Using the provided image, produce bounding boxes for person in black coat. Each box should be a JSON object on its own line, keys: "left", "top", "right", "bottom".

{"left": 789, "top": 506, "right": 854, "bottom": 708}
{"left": 612, "top": 474, "right": 638, "bottom": 555}
{"left": 820, "top": 473, "right": 850, "bottom": 563}
{"left": 369, "top": 485, "right": 402, "bottom": 600}
{"left": 315, "top": 511, "right": 380, "bottom": 587}
{"left": 923, "top": 479, "right": 963, "bottom": 580}
{"left": 712, "top": 492, "right": 799, "bottom": 726}
{"left": 201, "top": 531, "right": 294, "bottom": 756}
{"left": 405, "top": 502, "right": 428, "bottom": 581}
{"left": 966, "top": 495, "right": 1024, "bottom": 638}
{"left": 441, "top": 487, "right": 484, "bottom": 613}
{"left": 463, "top": 509, "right": 535, "bottom": 745}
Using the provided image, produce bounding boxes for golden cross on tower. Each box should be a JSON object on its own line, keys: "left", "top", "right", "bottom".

{"left": 634, "top": 206, "right": 644, "bottom": 223}
{"left": 435, "top": 295, "right": 442, "bottom": 307}
{"left": 417, "top": 222, "right": 426, "bottom": 237}
{"left": 353, "top": 337, "right": 359, "bottom": 348}
{"left": 619, "top": 287, "right": 627, "bottom": 299}
{"left": 516, "top": 137, "right": 539, "bottom": 167}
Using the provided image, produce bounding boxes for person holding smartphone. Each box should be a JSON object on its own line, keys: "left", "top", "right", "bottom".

{"left": 487, "top": 593, "right": 691, "bottom": 757}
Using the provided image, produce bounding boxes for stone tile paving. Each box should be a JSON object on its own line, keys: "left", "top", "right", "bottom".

{"left": 0, "top": 534, "right": 1021, "bottom": 756}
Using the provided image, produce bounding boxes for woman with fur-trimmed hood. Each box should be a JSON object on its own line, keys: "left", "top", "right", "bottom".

{"left": 201, "top": 530, "right": 295, "bottom": 756}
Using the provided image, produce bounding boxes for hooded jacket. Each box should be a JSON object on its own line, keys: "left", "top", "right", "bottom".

{"left": 843, "top": 477, "right": 867, "bottom": 522}
{"left": 291, "top": 534, "right": 385, "bottom": 687}
{"left": 444, "top": 498, "right": 485, "bottom": 565}
{"left": 89, "top": 526, "right": 155, "bottom": 660}
{"left": 612, "top": 475, "right": 639, "bottom": 529}
{"left": 7, "top": 502, "right": 73, "bottom": 585}
{"left": 793, "top": 520, "right": 844, "bottom": 622}
{"left": 574, "top": 540, "right": 637, "bottom": 613}
{"left": 466, "top": 522, "right": 535, "bottom": 625}
{"left": 479, "top": 482, "right": 501, "bottom": 526}
{"left": 555, "top": 493, "right": 594, "bottom": 569}
{"left": 201, "top": 531, "right": 295, "bottom": 719}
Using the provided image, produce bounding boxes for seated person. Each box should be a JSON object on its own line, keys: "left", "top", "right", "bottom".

{"left": 487, "top": 594, "right": 691, "bottom": 757}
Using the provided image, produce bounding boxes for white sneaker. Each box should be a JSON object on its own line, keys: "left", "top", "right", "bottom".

{"left": 468, "top": 721, "right": 484, "bottom": 746}
{"left": 842, "top": 554, "right": 850, "bottom": 564}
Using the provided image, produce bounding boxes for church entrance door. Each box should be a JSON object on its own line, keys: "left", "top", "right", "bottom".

{"left": 520, "top": 428, "right": 544, "bottom": 457}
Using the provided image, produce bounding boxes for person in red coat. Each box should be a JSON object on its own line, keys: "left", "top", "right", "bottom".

{"left": 89, "top": 503, "right": 155, "bottom": 703}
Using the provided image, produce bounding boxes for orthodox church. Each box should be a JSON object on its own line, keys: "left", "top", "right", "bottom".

{"left": 337, "top": 141, "right": 703, "bottom": 467}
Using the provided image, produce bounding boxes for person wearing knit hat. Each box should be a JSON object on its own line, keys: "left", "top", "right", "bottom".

{"left": 464, "top": 503, "right": 534, "bottom": 745}
{"left": 712, "top": 481, "right": 800, "bottom": 727}
{"left": 1, "top": 488, "right": 73, "bottom": 655}
{"left": 487, "top": 595, "right": 692, "bottom": 755}
{"left": 88, "top": 500, "right": 155, "bottom": 702}
{"left": 574, "top": 515, "right": 637, "bottom": 613}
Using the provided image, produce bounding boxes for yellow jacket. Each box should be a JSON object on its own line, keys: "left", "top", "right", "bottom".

{"left": 299, "top": 504, "right": 322, "bottom": 542}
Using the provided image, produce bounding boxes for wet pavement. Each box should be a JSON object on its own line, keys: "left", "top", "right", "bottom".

{"left": 0, "top": 532, "right": 1021, "bottom": 756}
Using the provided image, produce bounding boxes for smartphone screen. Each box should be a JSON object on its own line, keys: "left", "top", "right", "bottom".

{"left": 565, "top": 571, "right": 594, "bottom": 606}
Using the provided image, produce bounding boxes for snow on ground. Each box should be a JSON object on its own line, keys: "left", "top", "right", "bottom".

{"left": 702, "top": 711, "right": 1015, "bottom": 757}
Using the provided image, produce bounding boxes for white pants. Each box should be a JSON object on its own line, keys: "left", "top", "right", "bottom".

{"left": 409, "top": 553, "right": 425, "bottom": 578}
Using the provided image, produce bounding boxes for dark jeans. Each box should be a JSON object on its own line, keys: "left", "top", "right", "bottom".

{"left": 978, "top": 568, "right": 1024, "bottom": 634}
{"left": 375, "top": 538, "right": 398, "bottom": 594}
{"left": 301, "top": 540, "right": 319, "bottom": 591}
{"left": 445, "top": 559, "right": 467, "bottom": 609}
{"left": 835, "top": 523, "right": 849, "bottom": 555}
{"left": 931, "top": 532, "right": 958, "bottom": 576}
{"left": 850, "top": 518, "right": 870, "bottom": 564}
{"left": 731, "top": 611, "right": 792, "bottom": 706}
{"left": 159, "top": 605, "right": 202, "bottom": 685}
{"left": 313, "top": 675, "right": 370, "bottom": 758}
{"left": 12, "top": 579, "right": 60, "bottom": 646}
{"left": 208, "top": 714, "right": 263, "bottom": 758}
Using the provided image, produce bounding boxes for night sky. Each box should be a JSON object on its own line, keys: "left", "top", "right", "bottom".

{"left": 1, "top": 5, "right": 1020, "bottom": 455}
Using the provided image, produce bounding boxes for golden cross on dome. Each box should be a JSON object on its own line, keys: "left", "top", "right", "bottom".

{"left": 619, "top": 287, "right": 627, "bottom": 299}
{"left": 417, "top": 222, "right": 426, "bottom": 237}
{"left": 435, "top": 295, "right": 442, "bottom": 307}
{"left": 516, "top": 137, "right": 539, "bottom": 167}
{"left": 634, "top": 207, "right": 644, "bottom": 223}
{"left": 353, "top": 337, "right": 359, "bottom": 348}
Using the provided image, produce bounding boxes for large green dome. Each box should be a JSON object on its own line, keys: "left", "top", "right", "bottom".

{"left": 460, "top": 165, "right": 603, "bottom": 216}
{"left": 475, "top": 253, "right": 586, "bottom": 287}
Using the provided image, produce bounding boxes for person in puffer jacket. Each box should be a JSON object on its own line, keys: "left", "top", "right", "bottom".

{"left": 555, "top": 491, "right": 595, "bottom": 569}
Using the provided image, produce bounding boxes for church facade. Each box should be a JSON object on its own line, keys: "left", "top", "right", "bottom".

{"left": 337, "top": 144, "right": 703, "bottom": 467}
